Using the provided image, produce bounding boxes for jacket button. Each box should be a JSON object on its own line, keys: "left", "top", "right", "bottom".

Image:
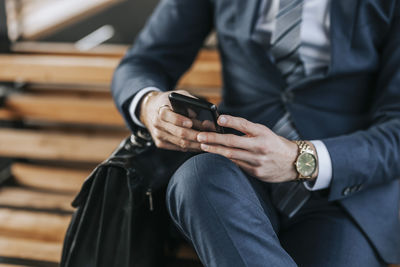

{"left": 350, "top": 185, "right": 358, "bottom": 193}
{"left": 356, "top": 184, "right": 364, "bottom": 191}
{"left": 342, "top": 187, "right": 351, "bottom": 196}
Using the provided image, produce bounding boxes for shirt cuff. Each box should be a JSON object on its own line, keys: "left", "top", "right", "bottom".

{"left": 129, "top": 87, "right": 161, "bottom": 128}
{"left": 304, "top": 140, "right": 333, "bottom": 191}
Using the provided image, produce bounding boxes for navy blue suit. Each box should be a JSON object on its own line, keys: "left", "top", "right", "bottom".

{"left": 112, "top": 0, "right": 400, "bottom": 265}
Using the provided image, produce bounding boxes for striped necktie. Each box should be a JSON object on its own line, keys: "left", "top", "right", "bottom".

{"left": 270, "top": 0, "right": 305, "bottom": 84}
{"left": 268, "top": 0, "right": 311, "bottom": 218}
{"left": 271, "top": 114, "right": 311, "bottom": 218}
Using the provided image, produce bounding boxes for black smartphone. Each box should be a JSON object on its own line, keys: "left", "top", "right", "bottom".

{"left": 168, "top": 92, "right": 224, "bottom": 133}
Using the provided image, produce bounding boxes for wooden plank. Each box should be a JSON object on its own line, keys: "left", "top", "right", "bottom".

{"left": 11, "top": 42, "right": 219, "bottom": 60}
{"left": 0, "top": 236, "right": 62, "bottom": 263}
{"left": 12, "top": 163, "right": 89, "bottom": 193}
{"left": 0, "top": 50, "right": 222, "bottom": 88}
{"left": 11, "top": 42, "right": 128, "bottom": 57}
{"left": 11, "top": 42, "right": 216, "bottom": 60}
{"left": 196, "top": 49, "right": 220, "bottom": 61}
{"left": 18, "top": 0, "right": 121, "bottom": 40}
{"left": 0, "top": 54, "right": 119, "bottom": 85}
{"left": 25, "top": 85, "right": 221, "bottom": 102}
{"left": 0, "top": 264, "right": 30, "bottom": 267}
{"left": 0, "top": 129, "right": 123, "bottom": 163}
{"left": 175, "top": 244, "right": 199, "bottom": 261}
{"left": 0, "top": 88, "right": 220, "bottom": 124}
{"left": 0, "top": 208, "right": 70, "bottom": 242}
{"left": 0, "top": 187, "right": 75, "bottom": 212}
{"left": 0, "top": 93, "right": 125, "bottom": 126}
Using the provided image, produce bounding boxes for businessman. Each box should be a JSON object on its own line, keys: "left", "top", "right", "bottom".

{"left": 112, "top": 0, "right": 400, "bottom": 266}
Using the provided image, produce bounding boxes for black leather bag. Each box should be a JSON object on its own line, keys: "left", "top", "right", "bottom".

{"left": 61, "top": 129, "right": 190, "bottom": 267}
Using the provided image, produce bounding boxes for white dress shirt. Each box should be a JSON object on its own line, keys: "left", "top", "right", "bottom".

{"left": 129, "top": 0, "right": 333, "bottom": 191}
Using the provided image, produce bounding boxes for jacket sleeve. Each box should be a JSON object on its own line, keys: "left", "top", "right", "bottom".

{"left": 111, "top": 0, "right": 213, "bottom": 131}
{"left": 322, "top": 5, "right": 400, "bottom": 201}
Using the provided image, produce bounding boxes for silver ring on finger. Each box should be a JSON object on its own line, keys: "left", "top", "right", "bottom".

{"left": 158, "top": 104, "right": 171, "bottom": 115}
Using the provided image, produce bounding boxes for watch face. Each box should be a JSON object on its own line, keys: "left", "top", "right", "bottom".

{"left": 296, "top": 153, "right": 316, "bottom": 177}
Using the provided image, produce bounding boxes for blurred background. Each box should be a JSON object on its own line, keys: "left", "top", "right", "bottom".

{"left": 5, "top": 0, "right": 157, "bottom": 44}
{"left": 0, "top": 0, "right": 220, "bottom": 266}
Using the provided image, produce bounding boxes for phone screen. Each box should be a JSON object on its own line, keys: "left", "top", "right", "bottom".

{"left": 184, "top": 105, "right": 218, "bottom": 132}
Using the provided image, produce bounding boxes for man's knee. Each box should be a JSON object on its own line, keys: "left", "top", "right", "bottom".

{"left": 166, "top": 153, "right": 241, "bottom": 218}
{"left": 166, "top": 153, "right": 273, "bottom": 222}
{"left": 167, "top": 153, "right": 246, "bottom": 219}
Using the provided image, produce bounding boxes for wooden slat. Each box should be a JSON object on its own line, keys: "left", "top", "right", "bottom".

{"left": 11, "top": 42, "right": 128, "bottom": 57}
{"left": 0, "top": 88, "right": 221, "bottom": 124}
{"left": 175, "top": 244, "right": 199, "bottom": 261}
{"left": 0, "top": 129, "right": 123, "bottom": 163}
{"left": 12, "top": 42, "right": 217, "bottom": 60}
{"left": 0, "top": 50, "right": 222, "bottom": 88}
{"left": 18, "top": 0, "right": 121, "bottom": 40}
{"left": 0, "top": 93, "right": 125, "bottom": 126}
{"left": 0, "top": 236, "right": 62, "bottom": 263}
{"left": 0, "top": 54, "right": 118, "bottom": 85}
{"left": 0, "top": 264, "right": 30, "bottom": 267}
{"left": 0, "top": 187, "right": 75, "bottom": 212}
{"left": 0, "top": 208, "right": 70, "bottom": 242}
{"left": 12, "top": 163, "right": 89, "bottom": 193}
{"left": 11, "top": 42, "right": 220, "bottom": 59}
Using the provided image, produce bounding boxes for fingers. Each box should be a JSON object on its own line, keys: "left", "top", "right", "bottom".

{"left": 200, "top": 144, "right": 259, "bottom": 166}
{"left": 153, "top": 107, "right": 201, "bottom": 151}
{"left": 157, "top": 107, "right": 200, "bottom": 141}
{"left": 144, "top": 90, "right": 205, "bottom": 152}
{"left": 197, "top": 132, "right": 257, "bottom": 152}
{"left": 163, "top": 134, "right": 201, "bottom": 151}
{"left": 152, "top": 127, "right": 201, "bottom": 151}
{"left": 159, "top": 123, "right": 201, "bottom": 150}
{"left": 155, "top": 140, "right": 200, "bottom": 152}
{"left": 161, "top": 120, "right": 198, "bottom": 141}
{"left": 217, "top": 115, "right": 266, "bottom": 136}
{"left": 159, "top": 107, "right": 193, "bottom": 128}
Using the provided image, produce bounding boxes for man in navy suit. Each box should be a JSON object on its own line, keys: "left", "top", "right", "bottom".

{"left": 112, "top": 0, "right": 400, "bottom": 266}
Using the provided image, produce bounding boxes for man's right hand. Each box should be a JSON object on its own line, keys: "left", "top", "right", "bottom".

{"left": 139, "top": 90, "right": 203, "bottom": 152}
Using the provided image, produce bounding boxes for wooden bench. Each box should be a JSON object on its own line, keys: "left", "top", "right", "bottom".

{"left": 0, "top": 43, "right": 219, "bottom": 266}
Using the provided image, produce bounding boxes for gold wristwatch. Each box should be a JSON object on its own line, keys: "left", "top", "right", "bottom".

{"left": 293, "top": 141, "right": 318, "bottom": 181}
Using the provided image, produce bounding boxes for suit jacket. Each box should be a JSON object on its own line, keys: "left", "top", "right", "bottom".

{"left": 111, "top": 0, "right": 400, "bottom": 263}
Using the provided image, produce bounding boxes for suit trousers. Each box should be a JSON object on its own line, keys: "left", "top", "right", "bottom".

{"left": 166, "top": 153, "right": 385, "bottom": 267}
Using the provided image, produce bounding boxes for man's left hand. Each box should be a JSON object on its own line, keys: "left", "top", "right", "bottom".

{"left": 197, "top": 115, "right": 298, "bottom": 183}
